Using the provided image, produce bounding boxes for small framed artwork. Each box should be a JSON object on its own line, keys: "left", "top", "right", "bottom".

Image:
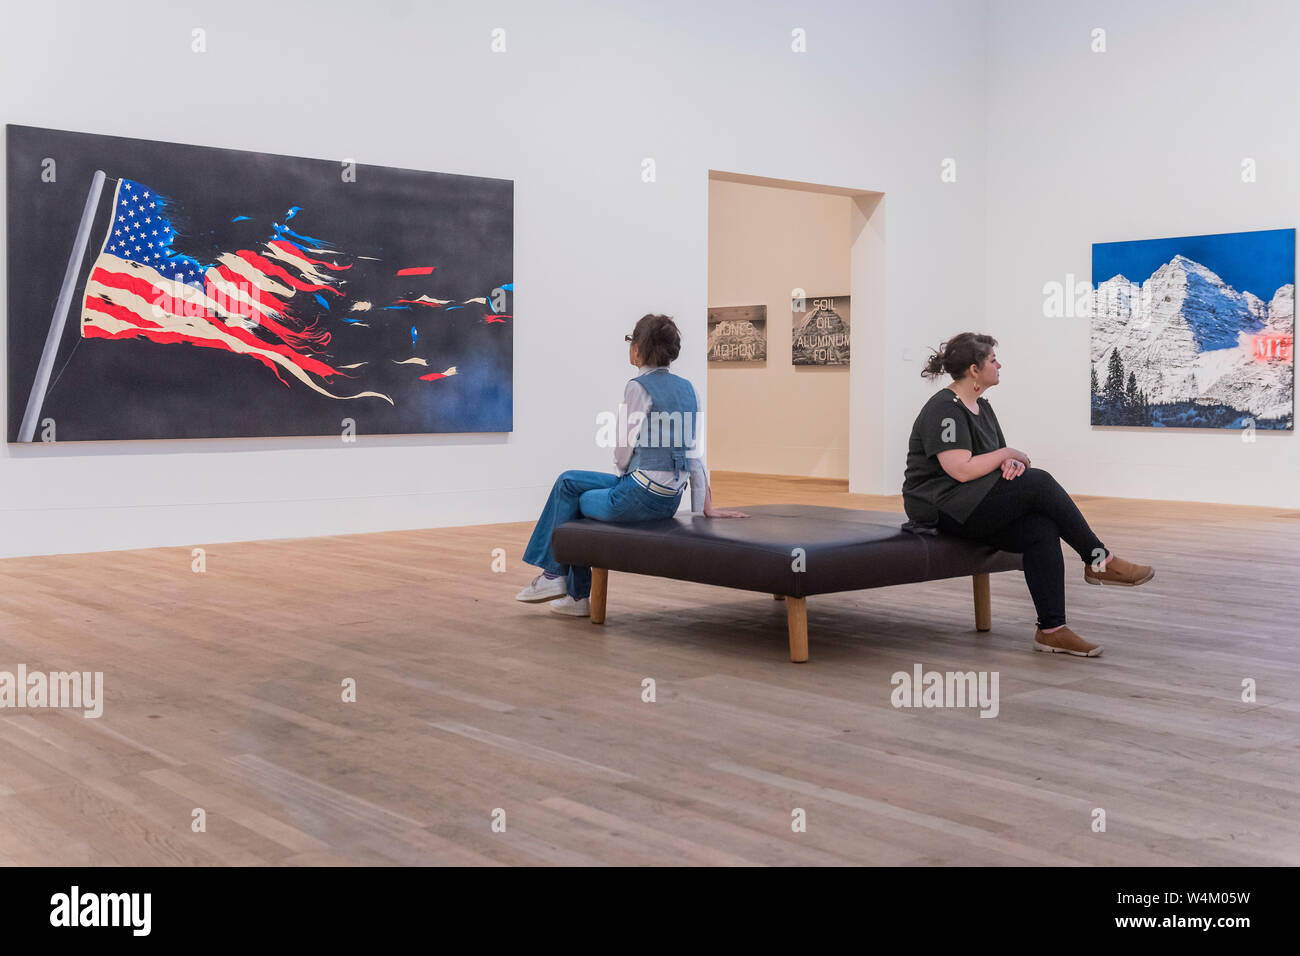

{"left": 792, "top": 295, "right": 849, "bottom": 366}
{"left": 707, "top": 304, "right": 767, "bottom": 362}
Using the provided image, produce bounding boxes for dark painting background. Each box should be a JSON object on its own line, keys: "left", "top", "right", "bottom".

{"left": 6, "top": 124, "right": 513, "bottom": 441}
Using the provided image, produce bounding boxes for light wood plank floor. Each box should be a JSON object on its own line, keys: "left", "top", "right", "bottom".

{"left": 1, "top": 471, "right": 1297, "bottom": 865}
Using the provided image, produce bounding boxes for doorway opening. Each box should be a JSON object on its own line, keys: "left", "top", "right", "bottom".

{"left": 706, "top": 170, "right": 884, "bottom": 492}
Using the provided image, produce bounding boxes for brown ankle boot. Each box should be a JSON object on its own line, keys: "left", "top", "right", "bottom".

{"left": 1034, "top": 626, "right": 1102, "bottom": 657}
{"left": 1084, "top": 553, "right": 1154, "bottom": 587}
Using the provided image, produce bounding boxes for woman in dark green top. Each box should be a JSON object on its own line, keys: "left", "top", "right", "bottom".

{"left": 901, "top": 333, "right": 1155, "bottom": 657}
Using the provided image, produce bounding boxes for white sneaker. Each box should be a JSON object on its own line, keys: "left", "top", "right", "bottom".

{"left": 515, "top": 573, "right": 567, "bottom": 603}
{"left": 548, "top": 595, "right": 590, "bottom": 617}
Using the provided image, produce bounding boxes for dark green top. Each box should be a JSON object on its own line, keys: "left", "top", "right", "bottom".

{"left": 902, "top": 387, "right": 1006, "bottom": 526}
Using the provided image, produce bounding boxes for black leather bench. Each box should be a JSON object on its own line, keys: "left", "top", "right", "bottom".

{"left": 551, "top": 503, "right": 1023, "bottom": 662}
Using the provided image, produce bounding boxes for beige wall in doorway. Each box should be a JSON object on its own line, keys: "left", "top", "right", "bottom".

{"left": 707, "top": 178, "right": 852, "bottom": 479}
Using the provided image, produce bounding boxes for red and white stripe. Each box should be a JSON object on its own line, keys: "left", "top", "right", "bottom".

{"left": 81, "top": 264, "right": 389, "bottom": 406}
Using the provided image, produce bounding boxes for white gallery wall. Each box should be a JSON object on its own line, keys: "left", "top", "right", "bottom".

{"left": 986, "top": 0, "right": 1300, "bottom": 509}
{"left": 707, "top": 178, "right": 851, "bottom": 479}
{"left": 0, "top": 0, "right": 988, "bottom": 558}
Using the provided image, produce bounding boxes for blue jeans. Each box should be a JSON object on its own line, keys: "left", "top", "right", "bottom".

{"left": 523, "top": 469, "right": 683, "bottom": 599}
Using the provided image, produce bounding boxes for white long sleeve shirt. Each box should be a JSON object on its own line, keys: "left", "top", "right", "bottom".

{"left": 613, "top": 365, "right": 710, "bottom": 513}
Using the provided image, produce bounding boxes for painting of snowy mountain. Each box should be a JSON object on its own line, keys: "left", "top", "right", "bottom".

{"left": 1091, "top": 229, "right": 1294, "bottom": 429}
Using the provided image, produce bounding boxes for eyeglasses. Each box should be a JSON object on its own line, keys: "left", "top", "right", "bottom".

{"left": 624, "top": 334, "right": 633, "bottom": 342}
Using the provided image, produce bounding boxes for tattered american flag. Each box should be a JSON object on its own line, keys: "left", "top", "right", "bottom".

{"left": 79, "top": 177, "right": 392, "bottom": 403}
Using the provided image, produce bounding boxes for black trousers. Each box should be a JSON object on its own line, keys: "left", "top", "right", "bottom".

{"left": 936, "top": 468, "right": 1108, "bottom": 630}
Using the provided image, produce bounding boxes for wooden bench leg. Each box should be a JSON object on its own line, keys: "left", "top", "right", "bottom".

{"left": 590, "top": 568, "right": 608, "bottom": 625}
{"left": 973, "top": 573, "right": 991, "bottom": 632}
{"left": 786, "top": 597, "right": 808, "bottom": 663}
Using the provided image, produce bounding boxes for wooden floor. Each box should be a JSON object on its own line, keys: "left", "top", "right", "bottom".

{"left": 1, "top": 470, "right": 1298, "bottom": 866}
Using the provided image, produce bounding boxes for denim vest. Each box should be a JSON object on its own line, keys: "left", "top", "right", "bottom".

{"left": 626, "top": 369, "right": 699, "bottom": 480}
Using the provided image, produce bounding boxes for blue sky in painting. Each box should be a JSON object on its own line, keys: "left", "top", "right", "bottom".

{"left": 1092, "top": 228, "right": 1295, "bottom": 300}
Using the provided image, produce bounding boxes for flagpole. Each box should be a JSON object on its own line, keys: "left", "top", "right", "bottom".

{"left": 17, "top": 169, "right": 107, "bottom": 442}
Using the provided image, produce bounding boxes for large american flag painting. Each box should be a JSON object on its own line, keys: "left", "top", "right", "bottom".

{"left": 6, "top": 125, "right": 513, "bottom": 441}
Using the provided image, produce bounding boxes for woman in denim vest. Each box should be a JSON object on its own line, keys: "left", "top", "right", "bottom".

{"left": 517, "top": 314, "right": 748, "bottom": 616}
